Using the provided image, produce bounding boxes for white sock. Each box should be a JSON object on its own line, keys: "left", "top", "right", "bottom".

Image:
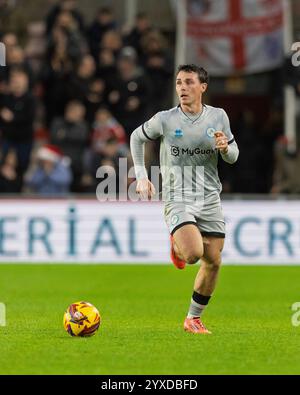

{"left": 187, "top": 299, "right": 207, "bottom": 318}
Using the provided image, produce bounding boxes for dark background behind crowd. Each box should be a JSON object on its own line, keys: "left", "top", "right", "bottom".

{"left": 0, "top": 0, "right": 299, "bottom": 196}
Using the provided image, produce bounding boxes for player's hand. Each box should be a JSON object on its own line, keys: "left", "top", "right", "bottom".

{"left": 214, "top": 131, "right": 228, "bottom": 154}
{"left": 136, "top": 178, "right": 156, "bottom": 200}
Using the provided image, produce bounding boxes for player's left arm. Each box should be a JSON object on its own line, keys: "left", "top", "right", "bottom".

{"left": 214, "top": 109, "right": 239, "bottom": 164}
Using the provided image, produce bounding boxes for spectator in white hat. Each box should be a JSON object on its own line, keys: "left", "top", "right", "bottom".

{"left": 25, "top": 144, "right": 72, "bottom": 195}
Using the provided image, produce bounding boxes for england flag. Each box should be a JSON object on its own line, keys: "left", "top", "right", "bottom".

{"left": 185, "top": 0, "right": 284, "bottom": 75}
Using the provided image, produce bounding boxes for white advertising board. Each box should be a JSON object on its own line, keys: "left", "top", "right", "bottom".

{"left": 0, "top": 199, "right": 299, "bottom": 264}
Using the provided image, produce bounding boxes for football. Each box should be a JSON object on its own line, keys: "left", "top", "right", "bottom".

{"left": 63, "top": 301, "right": 101, "bottom": 337}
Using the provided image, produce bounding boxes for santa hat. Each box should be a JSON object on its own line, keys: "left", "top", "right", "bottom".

{"left": 37, "top": 144, "right": 63, "bottom": 163}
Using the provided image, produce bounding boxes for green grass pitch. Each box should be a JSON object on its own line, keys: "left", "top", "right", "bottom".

{"left": 0, "top": 264, "right": 299, "bottom": 375}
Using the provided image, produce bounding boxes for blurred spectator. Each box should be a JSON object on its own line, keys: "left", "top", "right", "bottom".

{"left": 84, "top": 136, "right": 126, "bottom": 194}
{"left": 256, "top": 107, "right": 282, "bottom": 193}
{"left": 0, "top": 148, "right": 22, "bottom": 192}
{"left": 42, "top": 24, "right": 78, "bottom": 125}
{"left": 0, "top": 32, "right": 18, "bottom": 86}
{"left": 67, "top": 54, "right": 96, "bottom": 103}
{"left": 6, "top": 45, "right": 35, "bottom": 87}
{"left": 25, "top": 22, "right": 47, "bottom": 73}
{"left": 219, "top": 110, "right": 260, "bottom": 193}
{"left": 0, "top": 42, "right": 35, "bottom": 107}
{"left": 140, "top": 30, "right": 173, "bottom": 112}
{"left": 91, "top": 106, "right": 127, "bottom": 155}
{"left": 50, "top": 100, "right": 89, "bottom": 191}
{"left": 48, "top": 11, "right": 86, "bottom": 64}
{"left": 107, "top": 47, "right": 150, "bottom": 138}
{"left": 1, "top": 32, "right": 18, "bottom": 48}
{"left": 124, "top": 12, "right": 152, "bottom": 57}
{"left": 140, "top": 30, "right": 170, "bottom": 66}
{"left": 101, "top": 30, "right": 123, "bottom": 56}
{"left": 66, "top": 54, "right": 107, "bottom": 123}
{"left": 46, "top": 0, "right": 84, "bottom": 36}
{"left": 0, "top": 69, "right": 35, "bottom": 175}
{"left": 88, "top": 6, "right": 117, "bottom": 59}
{"left": 145, "top": 51, "right": 173, "bottom": 113}
{"left": 85, "top": 78, "right": 107, "bottom": 125}
{"left": 271, "top": 137, "right": 300, "bottom": 194}
{"left": 83, "top": 107, "right": 129, "bottom": 192}
{"left": 25, "top": 144, "right": 72, "bottom": 195}
{"left": 96, "top": 48, "right": 117, "bottom": 86}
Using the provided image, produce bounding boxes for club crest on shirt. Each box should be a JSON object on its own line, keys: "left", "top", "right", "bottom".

{"left": 206, "top": 127, "right": 216, "bottom": 138}
{"left": 174, "top": 129, "right": 183, "bottom": 137}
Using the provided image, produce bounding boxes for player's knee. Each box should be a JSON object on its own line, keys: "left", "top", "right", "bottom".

{"left": 184, "top": 247, "right": 203, "bottom": 265}
{"left": 204, "top": 255, "right": 222, "bottom": 270}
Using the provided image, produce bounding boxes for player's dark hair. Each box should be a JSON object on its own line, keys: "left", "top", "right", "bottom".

{"left": 177, "top": 64, "right": 209, "bottom": 84}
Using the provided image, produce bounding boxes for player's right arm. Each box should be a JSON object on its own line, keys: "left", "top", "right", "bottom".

{"left": 130, "top": 113, "right": 163, "bottom": 199}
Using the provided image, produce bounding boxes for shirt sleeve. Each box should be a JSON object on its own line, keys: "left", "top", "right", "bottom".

{"left": 141, "top": 113, "right": 163, "bottom": 141}
{"left": 220, "top": 109, "right": 239, "bottom": 164}
{"left": 221, "top": 109, "right": 234, "bottom": 143}
{"left": 130, "top": 113, "right": 163, "bottom": 180}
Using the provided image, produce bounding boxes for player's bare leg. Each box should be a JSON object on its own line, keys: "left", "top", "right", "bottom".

{"left": 194, "top": 237, "right": 224, "bottom": 295}
{"left": 184, "top": 237, "right": 224, "bottom": 334}
{"left": 172, "top": 224, "right": 204, "bottom": 264}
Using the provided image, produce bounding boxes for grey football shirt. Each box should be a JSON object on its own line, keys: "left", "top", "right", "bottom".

{"left": 130, "top": 105, "right": 239, "bottom": 207}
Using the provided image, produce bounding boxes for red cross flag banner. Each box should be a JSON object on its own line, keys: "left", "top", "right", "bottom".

{"left": 185, "top": 0, "right": 284, "bottom": 75}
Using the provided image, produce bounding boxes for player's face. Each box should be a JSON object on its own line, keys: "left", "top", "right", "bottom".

{"left": 176, "top": 71, "right": 207, "bottom": 106}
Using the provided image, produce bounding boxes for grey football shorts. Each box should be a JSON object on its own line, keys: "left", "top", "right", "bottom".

{"left": 164, "top": 201, "right": 225, "bottom": 238}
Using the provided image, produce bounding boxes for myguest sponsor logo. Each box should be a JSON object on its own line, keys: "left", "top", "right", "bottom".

{"left": 171, "top": 145, "right": 217, "bottom": 157}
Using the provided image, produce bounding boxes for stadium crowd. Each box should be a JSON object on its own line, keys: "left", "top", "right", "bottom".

{"left": 0, "top": 0, "right": 298, "bottom": 196}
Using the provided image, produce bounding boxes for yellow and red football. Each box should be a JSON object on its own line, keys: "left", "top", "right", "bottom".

{"left": 63, "top": 301, "right": 101, "bottom": 337}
